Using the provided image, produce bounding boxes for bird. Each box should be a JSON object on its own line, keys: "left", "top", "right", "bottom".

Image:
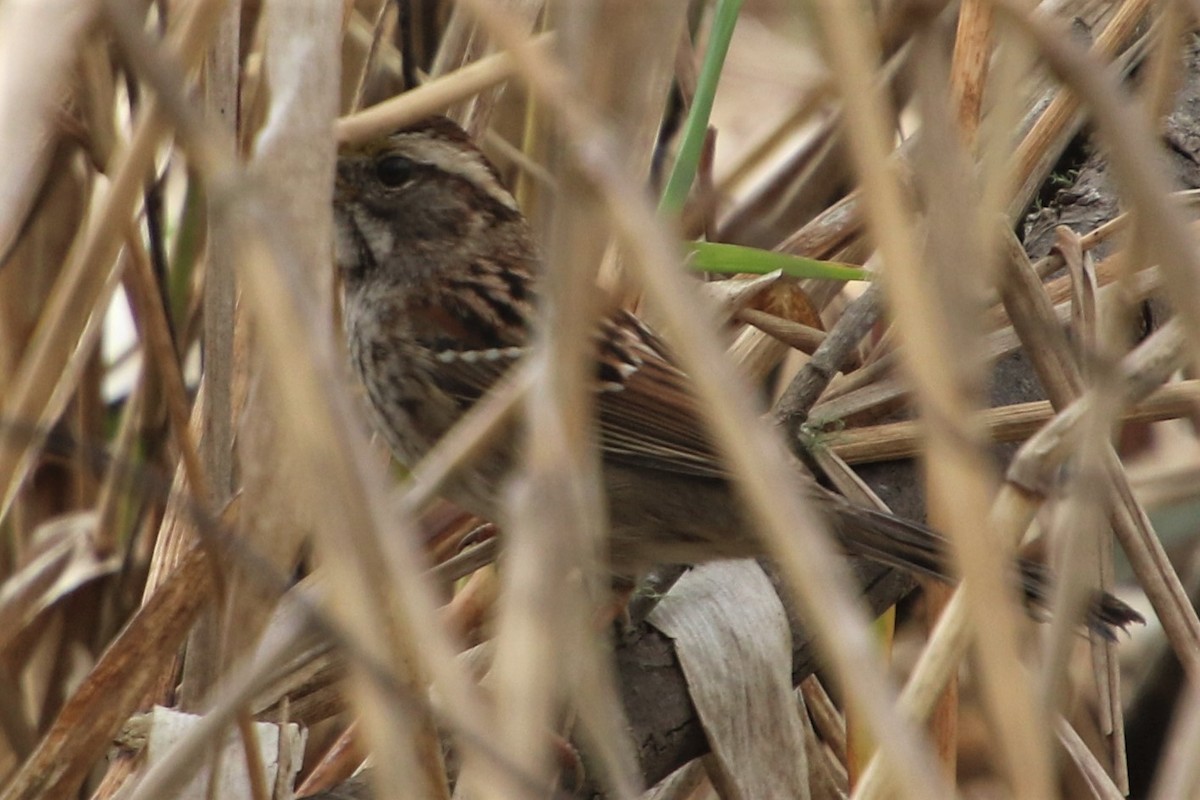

{"left": 333, "top": 115, "right": 1141, "bottom": 636}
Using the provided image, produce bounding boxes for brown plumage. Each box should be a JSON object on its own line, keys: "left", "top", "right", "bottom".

{"left": 335, "top": 117, "right": 1141, "bottom": 637}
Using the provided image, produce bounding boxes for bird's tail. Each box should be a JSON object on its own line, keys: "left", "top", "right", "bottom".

{"left": 828, "top": 500, "right": 1144, "bottom": 639}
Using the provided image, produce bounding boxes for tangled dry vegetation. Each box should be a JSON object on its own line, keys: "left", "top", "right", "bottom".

{"left": 4, "top": 0, "right": 1200, "bottom": 798}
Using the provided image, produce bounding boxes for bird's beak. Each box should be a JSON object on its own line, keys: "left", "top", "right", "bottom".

{"left": 334, "top": 159, "right": 357, "bottom": 200}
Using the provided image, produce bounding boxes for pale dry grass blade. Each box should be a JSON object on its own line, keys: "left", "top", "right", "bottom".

{"left": 994, "top": 227, "right": 1127, "bottom": 752}
{"left": 996, "top": 2, "right": 1200, "bottom": 365}
{"left": 951, "top": 0, "right": 994, "bottom": 143}
{"left": 0, "top": 0, "right": 226, "bottom": 524}
{"left": 858, "top": 324, "right": 1194, "bottom": 795}
{"left": 429, "top": 4, "right": 475, "bottom": 79}
{"left": 201, "top": 0, "right": 242, "bottom": 504}
{"left": 121, "top": 598, "right": 317, "bottom": 800}
{"left": 826, "top": 380, "right": 1200, "bottom": 464}
{"left": 854, "top": 1, "right": 1200, "bottom": 796}
{"left": 775, "top": 279, "right": 885, "bottom": 427}
{"left": 336, "top": 34, "right": 555, "bottom": 145}
{"left": 810, "top": 2, "right": 1053, "bottom": 795}
{"left": 236, "top": 220, "right": 475, "bottom": 799}
{"left": 0, "top": 0, "right": 96, "bottom": 261}
{"left": 448, "top": 3, "right": 951, "bottom": 798}
{"left": 473, "top": 4, "right": 679, "bottom": 797}
{"left": 1006, "top": 318, "right": 1200, "bottom": 664}
{"left": 92, "top": 370, "right": 146, "bottom": 556}
{"left": 98, "top": 0, "right": 226, "bottom": 724}
{"left": 853, "top": 590, "right": 973, "bottom": 800}
{"left": 0, "top": 548, "right": 214, "bottom": 800}
{"left": 459, "top": 0, "right": 543, "bottom": 139}
{"left": 1027, "top": 226, "right": 1131, "bottom": 789}
{"left": 97, "top": 6, "right": 502, "bottom": 799}
{"left": 0, "top": 134, "right": 87, "bottom": 451}
{"left": 399, "top": 366, "right": 531, "bottom": 514}
{"left": 0, "top": 242, "right": 125, "bottom": 522}
{"left": 799, "top": 675, "right": 847, "bottom": 769}
{"left": 122, "top": 230, "right": 209, "bottom": 505}
{"left": 227, "top": 0, "right": 342, "bottom": 680}
{"left": 7, "top": 3, "right": 1191, "bottom": 797}
{"left": 1056, "top": 715, "right": 1127, "bottom": 800}
{"left": 1006, "top": 0, "right": 1153, "bottom": 221}
{"left": 1138, "top": 1, "right": 1189, "bottom": 124}
{"left": 175, "top": 0, "right": 242, "bottom": 718}
{"left": 344, "top": 0, "right": 391, "bottom": 115}
{"left": 809, "top": 244, "right": 1169, "bottom": 429}
{"left": 481, "top": 129, "right": 612, "bottom": 800}
{"left": 0, "top": 513, "right": 118, "bottom": 654}
{"left": 539, "top": 10, "right": 686, "bottom": 789}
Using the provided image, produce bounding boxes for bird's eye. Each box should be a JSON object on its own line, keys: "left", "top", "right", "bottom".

{"left": 375, "top": 155, "right": 415, "bottom": 188}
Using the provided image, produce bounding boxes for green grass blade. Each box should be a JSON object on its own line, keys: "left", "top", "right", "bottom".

{"left": 688, "top": 241, "right": 872, "bottom": 281}
{"left": 658, "top": 0, "right": 745, "bottom": 215}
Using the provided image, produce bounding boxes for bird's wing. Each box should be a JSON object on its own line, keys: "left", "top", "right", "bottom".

{"left": 408, "top": 257, "right": 534, "bottom": 408}
{"left": 411, "top": 263, "right": 729, "bottom": 480}
{"left": 592, "top": 311, "right": 729, "bottom": 480}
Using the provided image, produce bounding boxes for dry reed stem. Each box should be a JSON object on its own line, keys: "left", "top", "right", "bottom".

{"left": 0, "top": 0, "right": 224, "bottom": 524}
{"left": 92, "top": 373, "right": 146, "bottom": 557}
{"left": 716, "top": 45, "right": 907, "bottom": 250}
{"left": 993, "top": 221, "right": 1142, "bottom": 777}
{"left": 1056, "top": 715, "right": 1127, "bottom": 800}
{"left": 226, "top": 0, "right": 341, "bottom": 681}
{"left": 1007, "top": 317, "right": 1199, "bottom": 664}
{"left": 939, "top": 1, "right": 999, "bottom": 769}
{"left": 294, "top": 721, "right": 361, "bottom": 796}
{"left": 813, "top": 2, "right": 1053, "bottom": 796}
{"left": 346, "top": 0, "right": 392, "bottom": 115}
{"left": 98, "top": 5, "right": 508, "bottom": 798}
{"left": 799, "top": 675, "right": 848, "bottom": 768}
{"left": 451, "top": 2, "right": 952, "bottom": 798}
{"left": 237, "top": 232, "right": 453, "bottom": 800}
{"left": 997, "top": 2, "right": 1200, "bottom": 367}
{"left": 834, "top": 311, "right": 1137, "bottom": 431}
{"left": 951, "top": 0, "right": 994, "bottom": 144}
{"left": 121, "top": 227, "right": 209, "bottom": 506}
{"left": 200, "top": 0, "right": 241, "bottom": 506}
{"left": 235, "top": 711, "right": 271, "bottom": 800}
{"left": 219, "top": 227, "right": 454, "bottom": 800}
{"left": 121, "top": 601, "right": 316, "bottom": 800}
{"left": 713, "top": 83, "right": 834, "bottom": 200}
{"left": 0, "top": 548, "right": 214, "bottom": 800}
{"left": 140, "top": 390, "right": 213, "bottom": 605}
{"left": 827, "top": 379, "right": 1200, "bottom": 464}
{"left": 942, "top": 4, "right": 1007, "bottom": 771}
{"left": 177, "top": 0, "right": 242, "bottom": 722}
{"left": 1007, "top": 0, "right": 1153, "bottom": 221}
{"left": 429, "top": 5, "right": 475, "bottom": 79}
{"left": 398, "top": 365, "right": 530, "bottom": 515}
{"left": 811, "top": 245, "right": 1166, "bottom": 429}
{"left": 864, "top": 6, "right": 1200, "bottom": 796}
{"left": 1030, "top": 225, "right": 1128, "bottom": 788}
{"left": 6, "top": 3, "right": 1192, "bottom": 797}
{"left": 481, "top": 16, "right": 624, "bottom": 800}
{"left": 1139, "top": 1, "right": 1189, "bottom": 124}
{"left": 336, "top": 34, "right": 555, "bottom": 145}
{"left": 0, "top": 1, "right": 96, "bottom": 260}
{"left": 452, "top": 5, "right": 678, "bottom": 796}
{"left": 859, "top": 324, "right": 1196, "bottom": 794}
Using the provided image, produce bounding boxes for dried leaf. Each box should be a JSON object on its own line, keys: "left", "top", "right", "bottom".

{"left": 649, "top": 561, "right": 809, "bottom": 800}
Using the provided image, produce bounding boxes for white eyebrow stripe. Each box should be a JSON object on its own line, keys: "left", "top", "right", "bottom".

{"left": 392, "top": 135, "right": 520, "bottom": 213}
